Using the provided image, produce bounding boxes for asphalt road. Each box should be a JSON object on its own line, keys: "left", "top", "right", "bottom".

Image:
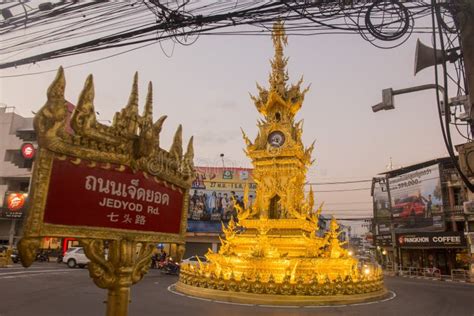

{"left": 0, "top": 263, "right": 473, "bottom": 316}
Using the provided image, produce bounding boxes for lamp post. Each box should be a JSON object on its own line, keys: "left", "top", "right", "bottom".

{"left": 372, "top": 84, "right": 445, "bottom": 113}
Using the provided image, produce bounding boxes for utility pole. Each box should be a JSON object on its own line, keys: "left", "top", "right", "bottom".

{"left": 451, "top": 0, "right": 474, "bottom": 194}
{"left": 384, "top": 175, "right": 399, "bottom": 274}
{"left": 452, "top": 0, "right": 474, "bottom": 282}
{"left": 452, "top": 1, "right": 473, "bottom": 124}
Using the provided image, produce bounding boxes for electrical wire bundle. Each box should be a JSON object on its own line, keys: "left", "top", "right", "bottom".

{"left": 429, "top": 1, "right": 473, "bottom": 192}
{"left": 0, "top": 0, "right": 471, "bottom": 191}
{"left": 0, "top": 1, "right": 435, "bottom": 70}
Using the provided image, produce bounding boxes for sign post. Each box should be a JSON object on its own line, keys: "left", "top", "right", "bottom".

{"left": 18, "top": 67, "right": 194, "bottom": 316}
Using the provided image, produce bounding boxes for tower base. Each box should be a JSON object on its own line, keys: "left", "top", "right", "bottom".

{"left": 175, "top": 282, "right": 390, "bottom": 306}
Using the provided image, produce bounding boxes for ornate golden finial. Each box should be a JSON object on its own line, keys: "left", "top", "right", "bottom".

{"left": 112, "top": 72, "right": 140, "bottom": 136}
{"left": 249, "top": 21, "right": 308, "bottom": 118}
{"left": 241, "top": 128, "right": 252, "bottom": 147}
{"left": 143, "top": 81, "right": 153, "bottom": 124}
{"left": 128, "top": 72, "right": 139, "bottom": 112}
{"left": 47, "top": 66, "right": 66, "bottom": 100}
{"left": 308, "top": 185, "right": 314, "bottom": 212}
{"left": 71, "top": 74, "right": 97, "bottom": 134}
{"left": 329, "top": 216, "right": 339, "bottom": 233}
{"left": 169, "top": 124, "right": 183, "bottom": 159}
{"left": 182, "top": 136, "right": 195, "bottom": 178}
{"left": 269, "top": 20, "right": 289, "bottom": 96}
{"left": 153, "top": 115, "right": 167, "bottom": 141}
{"left": 243, "top": 183, "right": 249, "bottom": 209}
{"left": 34, "top": 66, "right": 68, "bottom": 136}
{"left": 137, "top": 82, "right": 154, "bottom": 158}
{"left": 184, "top": 136, "right": 194, "bottom": 157}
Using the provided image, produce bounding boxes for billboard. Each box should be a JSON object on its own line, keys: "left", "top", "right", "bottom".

{"left": 396, "top": 232, "right": 467, "bottom": 248}
{"left": 1, "top": 192, "right": 28, "bottom": 218}
{"left": 373, "top": 178, "right": 390, "bottom": 220}
{"left": 389, "top": 164, "right": 444, "bottom": 232}
{"left": 188, "top": 167, "right": 256, "bottom": 227}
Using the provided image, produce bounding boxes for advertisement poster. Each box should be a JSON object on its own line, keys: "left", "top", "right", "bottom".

{"left": 188, "top": 167, "right": 256, "bottom": 226}
{"left": 389, "top": 164, "right": 444, "bottom": 232}
{"left": 1, "top": 192, "right": 28, "bottom": 218}
{"left": 373, "top": 178, "right": 390, "bottom": 220}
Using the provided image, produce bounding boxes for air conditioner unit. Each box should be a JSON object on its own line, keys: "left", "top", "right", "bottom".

{"left": 463, "top": 201, "right": 474, "bottom": 214}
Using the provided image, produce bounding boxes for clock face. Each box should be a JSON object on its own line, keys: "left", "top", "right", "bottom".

{"left": 267, "top": 131, "right": 285, "bottom": 147}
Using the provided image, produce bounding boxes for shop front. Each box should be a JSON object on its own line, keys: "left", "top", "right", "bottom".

{"left": 374, "top": 234, "right": 395, "bottom": 268}
{"left": 397, "top": 231, "right": 468, "bottom": 275}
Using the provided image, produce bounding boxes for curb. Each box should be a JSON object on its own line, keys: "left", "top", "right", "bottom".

{"left": 395, "top": 274, "right": 473, "bottom": 284}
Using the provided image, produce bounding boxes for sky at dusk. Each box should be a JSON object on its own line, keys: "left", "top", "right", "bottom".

{"left": 0, "top": 17, "right": 464, "bottom": 235}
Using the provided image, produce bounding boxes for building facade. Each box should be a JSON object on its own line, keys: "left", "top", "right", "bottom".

{"left": 371, "top": 157, "right": 474, "bottom": 275}
{"left": 0, "top": 106, "right": 35, "bottom": 246}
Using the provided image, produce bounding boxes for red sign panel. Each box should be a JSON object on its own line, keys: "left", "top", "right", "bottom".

{"left": 43, "top": 158, "right": 184, "bottom": 234}
{"left": 7, "top": 193, "right": 27, "bottom": 211}
{"left": 2, "top": 192, "right": 28, "bottom": 218}
{"left": 21, "top": 143, "right": 36, "bottom": 159}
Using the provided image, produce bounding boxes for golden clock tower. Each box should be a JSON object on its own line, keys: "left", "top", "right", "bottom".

{"left": 243, "top": 20, "right": 313, "bottom": 220}
{"left": 177, "top": 21, "right": 385, "bottom": 305}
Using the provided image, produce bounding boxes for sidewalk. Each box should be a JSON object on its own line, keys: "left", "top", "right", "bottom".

{"left": 383, "top": 270, "right": 474, "bottom": 284}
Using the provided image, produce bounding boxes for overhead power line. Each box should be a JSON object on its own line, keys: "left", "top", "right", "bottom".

{"left": 0, "top": 1, "right": 436, "bottom": 69}
{"left": 313, "top": 187, "right": 371, "bottom": 193}
{"left": 306, "top": 179, "right": 372, "bottom": 185}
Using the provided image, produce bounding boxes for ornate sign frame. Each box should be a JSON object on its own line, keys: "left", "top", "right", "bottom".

{"left": 18, "top": 67, "right": 194, "bottom": 316}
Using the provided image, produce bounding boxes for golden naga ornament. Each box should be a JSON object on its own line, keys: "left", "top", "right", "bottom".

{"left": 176, "top": 21, "right": 386, "bottom": 305}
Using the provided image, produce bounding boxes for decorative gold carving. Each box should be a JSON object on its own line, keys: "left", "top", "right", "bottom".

{"left": 19, "top": 67, "right": 195, "bottom": 315}
{"left": 30, "top": 67, "right": 194, "bottom": 187}
{"left": 20, "top": 67, "right": 194, "bottom": 248}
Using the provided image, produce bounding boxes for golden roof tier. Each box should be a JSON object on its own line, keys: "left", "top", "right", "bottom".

{"left": 176, "top": 21, "right": 386, "bottom": 305}
{"left": 241, "top": 21, "right": 314, "bottom": 223}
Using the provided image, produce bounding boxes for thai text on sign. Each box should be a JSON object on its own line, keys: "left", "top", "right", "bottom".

{"left": 43, "top": 157, "right": 184, "bottom": 234}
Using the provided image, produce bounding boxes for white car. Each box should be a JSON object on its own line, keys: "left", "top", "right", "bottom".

{"left": 181, "top": 256, "right": 207, "bottom": 266}
{"left": 63, "top": 247, "right": 89, "bottom": 268}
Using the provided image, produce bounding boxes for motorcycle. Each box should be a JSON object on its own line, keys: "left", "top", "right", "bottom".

{"left": 35, "top": 252, "right": 49, "bottom": 262}
{"left": 162, "top": 258, "right": 180, "bottom": 275}
{"left": 10, "top": 251, "right": 20, "bottom": 264}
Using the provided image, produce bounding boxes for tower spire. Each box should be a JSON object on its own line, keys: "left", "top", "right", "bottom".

{"left": 269, "top": 20, "right": 288, "bottom": 96}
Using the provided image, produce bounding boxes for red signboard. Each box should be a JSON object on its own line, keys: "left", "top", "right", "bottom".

{"left": 7, "top": 193, "right": 27, "bottom": 211}
{"left": 21, "top": 143, "right": 36, "bottom": 160}
{"left": 2, "top": 192, "right": 28, "bottom": 218}
{"left": 43, "top": 158, "right": 184, "bottom": 234}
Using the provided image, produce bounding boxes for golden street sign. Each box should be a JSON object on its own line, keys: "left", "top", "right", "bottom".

{"left": 18, "top": 67, "right": 194, "bottom": 316}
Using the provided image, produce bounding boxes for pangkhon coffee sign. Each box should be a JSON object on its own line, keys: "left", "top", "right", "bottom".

{"left": 396, "top": 232, "right": 467, "bottom": 248}
{"left": 43, "top": 157, "right": 184, "bottom": 234}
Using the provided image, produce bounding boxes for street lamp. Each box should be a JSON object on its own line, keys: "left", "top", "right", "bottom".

{"left": 372, "top": 84, "right": 445, "bottom": 113}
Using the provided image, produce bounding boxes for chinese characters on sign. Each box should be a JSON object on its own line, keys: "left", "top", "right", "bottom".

{"left": 43, "top": 158, "right": 184, "bottom": 234}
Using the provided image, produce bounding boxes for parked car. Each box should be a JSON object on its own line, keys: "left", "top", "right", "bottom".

{"left": 181, "top": 256, "right": 207, "bottom": 266}
{"left": 63, "top": 247, "right": 89, "bottom": 268}
{"left": 392, "top": 196, "right": 425, "bottom": 218}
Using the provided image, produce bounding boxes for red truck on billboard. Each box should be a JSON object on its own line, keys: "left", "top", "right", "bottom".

{"left": 392, "top": 196, "right": 426, "bottom": 218}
